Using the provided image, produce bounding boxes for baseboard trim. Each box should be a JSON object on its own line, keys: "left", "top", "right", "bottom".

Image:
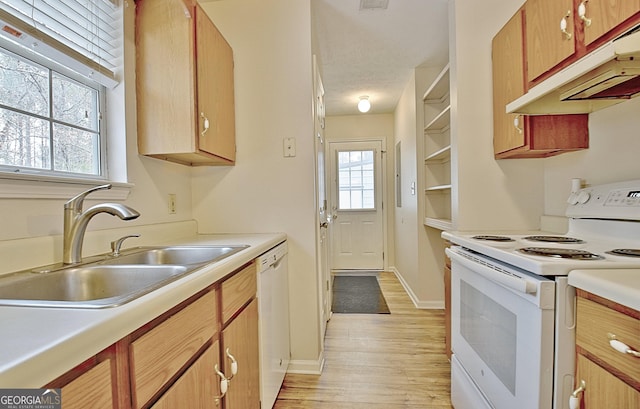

{"left": 286, "top": 353, "right": 325, "bottom": 375}
{"left": 389, "top": 267, "right": 444, "bottom": 310}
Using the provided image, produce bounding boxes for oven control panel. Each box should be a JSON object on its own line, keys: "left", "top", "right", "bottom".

{"left": 566, "top": 179, "right": 640, "bottom": 220}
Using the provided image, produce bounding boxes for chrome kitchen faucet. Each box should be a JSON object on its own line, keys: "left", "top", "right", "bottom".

{"left": 63, "top": 184, "right": 140, "bottom": 264}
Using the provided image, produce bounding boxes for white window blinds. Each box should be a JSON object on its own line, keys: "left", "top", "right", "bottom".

{"left": 0, "top": 0, "right": 121, "bottom": 87}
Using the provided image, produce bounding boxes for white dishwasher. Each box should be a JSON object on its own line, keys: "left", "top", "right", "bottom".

{"left": 256, "top": 241, "right": 290, "bottom": 409}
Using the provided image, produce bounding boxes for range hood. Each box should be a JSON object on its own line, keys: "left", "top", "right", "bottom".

{"left": 507, "top": 27, "right": 640, "bottom": 115}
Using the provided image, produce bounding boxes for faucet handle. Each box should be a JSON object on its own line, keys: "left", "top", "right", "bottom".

{"left": 65, "top": 184, "right": 112, "bottom": 212}
{"left": 110, "top": 234, "right": 140, "bottom": 256}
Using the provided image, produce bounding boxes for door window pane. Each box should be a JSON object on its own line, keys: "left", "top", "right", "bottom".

{"left": 337, "top": 149, "right": 375, "bottom": 210}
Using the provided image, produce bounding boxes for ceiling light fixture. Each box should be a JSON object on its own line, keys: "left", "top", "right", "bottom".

{"left": 357, "top": 96, "right": 371, "bottom": 113}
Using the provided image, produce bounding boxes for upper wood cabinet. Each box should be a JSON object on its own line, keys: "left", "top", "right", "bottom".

{"left": 492, "top": 8, "right": 589, "bottom": 158}
{"left": 526, "top": 0, "right": 640, "bottom": 84}
{"left": 526, "top": 0, "right": 576, "bottom": 83}
{"left": 136, "top": 0, "right": 236, "bottom": 166}
{"left": 582, "top": 0, "right": 640, "bottom": 46}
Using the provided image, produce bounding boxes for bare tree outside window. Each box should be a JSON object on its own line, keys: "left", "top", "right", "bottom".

{"left": 0, "top": 47, "right": 101, "bottom": 176}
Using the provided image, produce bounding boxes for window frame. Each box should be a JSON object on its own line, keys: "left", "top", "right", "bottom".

{"left": 0, "top": 39, "right": 108, "bottom": 180}
{"left": 336, "top": 148, "right": 377, "bottom": 212}
{"left": 0, "top": 0, "right": 131, "bottom": 199}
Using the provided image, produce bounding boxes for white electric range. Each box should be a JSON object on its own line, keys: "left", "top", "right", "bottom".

{"left": 442, "top": 179, "right": 640, "bottom": 409}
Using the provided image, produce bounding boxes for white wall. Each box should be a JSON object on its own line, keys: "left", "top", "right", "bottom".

{"left": 544, "top": 97, "right": 640, "bottom": 216}
{"left": 195, "top": 0, "right": 321, "bottom": 370}
{"left": 451, "top": 0, "right": 545, "bottom": 232}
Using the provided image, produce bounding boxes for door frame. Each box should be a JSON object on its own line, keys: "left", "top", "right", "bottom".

{"left": 325, "top": 137, "right": 388, "bottom": 273}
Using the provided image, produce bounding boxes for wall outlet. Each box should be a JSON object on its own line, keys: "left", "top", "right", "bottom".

{"left": 283, "top": 137, "right": 296, "bottom": 157}
{"left": 168, "top": 193, "right": 176, "bottom": 214}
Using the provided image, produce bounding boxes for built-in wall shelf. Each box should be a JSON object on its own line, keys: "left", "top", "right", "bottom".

{"left": 425, "top": 184, "right": 452, "bottom": 192}
{"left": 425, "top": 145, "right": 451, "bottom": 164}
{"left": 422, "top": 64, "right": 453, "bottom": 230}
{"left": 423, "top": 64, "right": 450, "bottom": 103}
{"left": 424, "top": 217, "right": 453, "bottom": 231}
{"left": 424, "top": 106, "right": 451, "bottom": 133}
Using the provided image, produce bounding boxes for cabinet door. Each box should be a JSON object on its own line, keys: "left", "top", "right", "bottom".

{"left": 576, "top": 354, "right": 640, "bottom": 408}
{"left": 151, "top": 342, "right": 221, "bottom": 409}
{"left": 196, "top": 4, "right": 236, "bottom": 162}
{"left": 582, "top": 0, "right": 640, "bottom": 46}
{"left": 492, "top": 9, "right": 526, "bottom": 154}
{"left": 60, "top": 360, "right": 115, "bottom": 409}
{"left": 136, "top": 0, "right": 197, "bottom": 156}
{"left": 526, "top": 0, "right": 576, "bottom": 82}
{"left": 222, "top": 298, "right": 260, "bottom": 409}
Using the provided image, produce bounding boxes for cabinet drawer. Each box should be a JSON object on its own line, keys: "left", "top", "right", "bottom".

{"left": 61, "top": 359, "right": 114, "bottom": 409}
{"left": 221, "top": 262, "right": 257, "bottom": 324}
{"left": 577, "top": 297, "right": 640, "bottom": 386}
{"left": 130, "top": 290, "right": 217, "bottom": 409}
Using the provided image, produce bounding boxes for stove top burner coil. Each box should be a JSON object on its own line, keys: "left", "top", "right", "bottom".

{"left": 472, "top": 235, "right": 514, "bottom": 242}
{"left": 518, "top": 247, "right": 603, "bottom": 260}
{"left": 607, "top": 249, "right": 640, "bottom": 257}
{"left": 522, "top": 235, "right": 584, "bottom": 244}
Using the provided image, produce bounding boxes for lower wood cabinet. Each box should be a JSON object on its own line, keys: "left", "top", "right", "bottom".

{"left": 443, "top": 241, "right": 451, "bottom": 360}
{"left": 576, "top": 354, "right": 640, "bottom": 408}
{"left": 574, "top": 290, "right": 640, "bottom": 408}
{"left": 150, "top": 341, "right": 221, "bottom": 409}
{"left": 58, "top": 357, "right": 116, "bottom": 409}
{"left": 130, "top": 290, "right": 218, "bottom": 409}
{"left": 44, "top": 261, "right": 261, "bottom": 409}
{"left": 222, "top": 299, "right": 260, "bottom": 409}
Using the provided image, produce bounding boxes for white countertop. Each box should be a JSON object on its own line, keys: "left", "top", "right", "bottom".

{"left": 0, "top": 232, "right": 286, "bottom": 388}
{"left": 568, "top": 268, "right": 640, "bottom": 312}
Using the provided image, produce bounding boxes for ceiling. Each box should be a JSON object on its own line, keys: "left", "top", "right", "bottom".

{"left": 311, "top": 0, "right": 450, "bottom": 116}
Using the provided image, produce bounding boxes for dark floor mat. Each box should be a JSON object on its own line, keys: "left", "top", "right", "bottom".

{"left": 332, "top": 275, "right": 390, "bottom": 314}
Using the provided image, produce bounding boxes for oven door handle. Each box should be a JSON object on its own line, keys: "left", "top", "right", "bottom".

{"left": 446, "top": 248, "right": 537, "bottom": 294}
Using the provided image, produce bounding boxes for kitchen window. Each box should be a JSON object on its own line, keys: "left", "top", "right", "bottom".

{"left": 0, "top": 0, "right": 124, "bottom": 191}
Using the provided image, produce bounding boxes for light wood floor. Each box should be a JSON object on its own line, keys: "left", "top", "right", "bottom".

{"left": 274, "top": 271, "right": 452, "bottom": 408}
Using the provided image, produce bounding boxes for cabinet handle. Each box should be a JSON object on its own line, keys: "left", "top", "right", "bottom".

{"left": 578, "top": 1, "right": 591, "bottom": 27}
{"left": 513, "top": 115, "right": 523, "bottom": 134}
{"left": 200, "top": 112, "right": 210, "bottom": 137}
{"left": 225, "top": 348, "right": 238, "bottom": 380}
{"left": 213, "top": 364, "right": 229, "bottom": 406}
{"left": 608, "top": 333, "right": 640, "bottom": 357}
{"left": 569, "top": 380, "right": 586, "bottom": 409}
{"left": 560, "top": 11, "right": 572, "bottom": 40}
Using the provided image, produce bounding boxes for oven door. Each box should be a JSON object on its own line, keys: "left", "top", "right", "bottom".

{"left": 447, "top": 247, "right": 556, "bottom": 409}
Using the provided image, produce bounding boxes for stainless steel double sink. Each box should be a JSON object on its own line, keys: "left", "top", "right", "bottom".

{"left": 0, "top": 245, "right": 248, "bottom": 309}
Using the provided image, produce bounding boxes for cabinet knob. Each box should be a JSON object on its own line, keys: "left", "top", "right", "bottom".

{"left": 226, "top": 347, "right": 238, "bottom": 379}
{"left": 608, "top": 333, "right": 640, "bottom": 357}
{"left": 578, "top": 1, "right": 591, "bottom": 27}
{"left": 569, "top": 379, "right": 586, "bottom": 409}
{"left": 200, "top": 112, "right": 210, "bottom": 137}
{"left": 560, "top": 11, "right": 573, "bottom": 40}
{"left": 214, "top": 364, "right": 229, "bottom": 406}
{"left": 513, "top": 115, "right": 523, "bottom": 134}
